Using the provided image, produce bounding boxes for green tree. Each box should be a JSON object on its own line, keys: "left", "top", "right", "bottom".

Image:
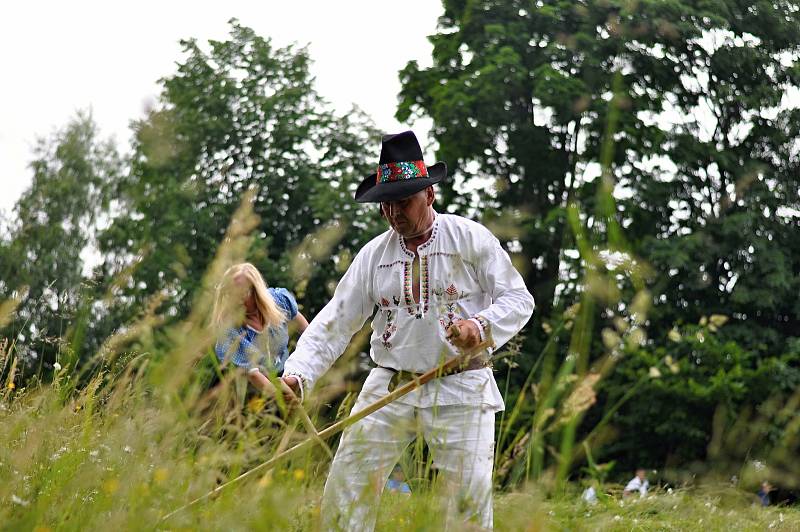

{"left": 597, "top": 319, "right": 800, "bottom": 475}
{"left": 607, "top": 3, "right": 800, "bottom": 469}
{"left": 95, "top": 20, "right": 381, "bottom": 348}
{"left": 624, "top": 8, "right": 800, "bottom": 356}
{"left": 0, "top": 112, "right": 119, "bottom": 375}
{"left": 398, "top": 0, "right": 800, "bottom": 473}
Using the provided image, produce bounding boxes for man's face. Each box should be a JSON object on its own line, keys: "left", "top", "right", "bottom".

{"left": 636, "top": 469, "right": 647, "bottom": 480}
{"left": 380, "top": 188, "right": 433, "bottom": 238}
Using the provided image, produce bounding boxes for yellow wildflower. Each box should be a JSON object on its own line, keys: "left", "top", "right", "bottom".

{"left": 103, "top": 478, "right": 120, "bottom": 494}
{"left": 154, "top": 468, "right": 169, "bottom": 485}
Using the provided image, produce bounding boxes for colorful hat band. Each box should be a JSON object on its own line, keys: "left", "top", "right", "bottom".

{"left": 377, "top": 160, "right": 428, "bottom": 184}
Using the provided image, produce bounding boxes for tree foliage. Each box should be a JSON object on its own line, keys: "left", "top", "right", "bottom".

{"left": 398, "top": 0, "right": 800, "bottom": 474}
{"left": 0, "top": 112, "right": 119, "bottom": 374}
{"left": 94, "top": 20, "right": 382, "bottom": 348}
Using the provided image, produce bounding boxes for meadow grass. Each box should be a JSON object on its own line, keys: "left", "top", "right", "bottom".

{"left": 2, "top": 364, "right": 799, "bottom": 531}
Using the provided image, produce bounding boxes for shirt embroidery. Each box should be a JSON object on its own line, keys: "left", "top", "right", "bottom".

{"left": 382, "top": 311, "right": 397, "bottom": 350}
{"left": 403, "top": 260, "right": 415, "bottom": 315}
{"left": 379, "top": 297, "right": 399, "bottom": 350}
{"left": 421, "top": 254, "right": 430, "bottom": 317}
{"left": 437, "top": 283, "right": 465, "bottom": 332}
{"left": 378, "top": 260, "right": 405, "bottom": 270}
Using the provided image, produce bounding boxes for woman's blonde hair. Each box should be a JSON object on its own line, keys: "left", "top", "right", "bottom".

{"left": 212, "top": 263, "right": 286, "bottom": 330}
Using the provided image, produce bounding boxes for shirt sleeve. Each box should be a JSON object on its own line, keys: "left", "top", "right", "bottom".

{"left": 624, "top": 478, "right": 641, "bottom": 492}
{"left": 473, "top": 229, "right": 535, "bottom": 350}
{"left": 271, "top": 287, "right": 299, "bottom": 320}
{"left": 282, "top": 245, "right": 375, "bottom": 391}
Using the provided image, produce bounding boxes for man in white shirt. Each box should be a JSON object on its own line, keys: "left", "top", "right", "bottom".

{"left": 281, "top": 131, "right": 534, "bottom": 530}
{"left": 623, "top": 469, "right": 649, "bottom": 498}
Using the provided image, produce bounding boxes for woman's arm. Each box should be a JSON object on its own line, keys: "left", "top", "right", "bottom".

{"left": 291, "top": 312, "right": 309, "bottom": 334}
{"left": 246, "top": 368, "right": 273, "bottom": 392}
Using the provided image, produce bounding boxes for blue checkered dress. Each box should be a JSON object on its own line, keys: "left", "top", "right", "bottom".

{"left": 214, "top": 287, "right": 298, "bottom": 374}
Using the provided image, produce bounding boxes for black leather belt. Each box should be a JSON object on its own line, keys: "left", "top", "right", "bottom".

{"left": 380, "top": 353, "right": 491, "bottom": 392}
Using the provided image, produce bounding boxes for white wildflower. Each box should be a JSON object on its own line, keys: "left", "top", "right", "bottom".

{"left": 11, "top": 494, "right": 29, "bottom": 506}
{"left": 649, "top": 367, "right": 662, "bottom": 378}
{"left": 51, "top": 445, "right": 68, "bottom": 461}
{"left": 123, "top": 445, "right": 133, "bottom": 454}
{"left": 613, "top": 515, "right": 621, "bottom": 521}
{"left": 53, "top": 362, "right": 62, "bottom": 371}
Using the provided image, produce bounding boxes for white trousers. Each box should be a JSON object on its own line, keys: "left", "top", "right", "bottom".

{"left": 320, "top": 394, "right": 495, "bottom": 531}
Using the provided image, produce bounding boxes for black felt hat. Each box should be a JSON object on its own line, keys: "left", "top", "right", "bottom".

{"left": 354, "top": 131, "right": 447, "bottom": 203}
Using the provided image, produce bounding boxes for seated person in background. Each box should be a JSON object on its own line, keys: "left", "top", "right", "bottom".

{"left": 757, "top": 481, "right": 773, "bottom": 506}
{"left": 213, "top": 263, "right": 308, "bottom": 393}
{"left": 386, "top": 464, "right": 411, "bottom": 494}
{"left": 581, "top": 483, "right": 598, "bottom": 505}
{"left": 623, "top": 468, "right": 649, "bottom": 498}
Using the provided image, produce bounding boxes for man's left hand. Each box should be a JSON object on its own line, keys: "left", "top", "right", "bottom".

{"left": 446, "top": 319, "right": 481, "bottom": 350}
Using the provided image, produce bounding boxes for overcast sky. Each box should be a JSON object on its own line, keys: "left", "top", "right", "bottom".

{"left": 0, "top": 0, "right": 441, "bottom": 217}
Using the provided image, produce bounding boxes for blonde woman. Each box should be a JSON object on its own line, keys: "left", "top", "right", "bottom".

{"left": 213, "top": 263, "right": 308, "bottom": 392}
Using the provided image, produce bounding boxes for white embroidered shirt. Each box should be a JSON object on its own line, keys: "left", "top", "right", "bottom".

{"left": 283, "top": 213, "right": 535, "bottom": 412}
